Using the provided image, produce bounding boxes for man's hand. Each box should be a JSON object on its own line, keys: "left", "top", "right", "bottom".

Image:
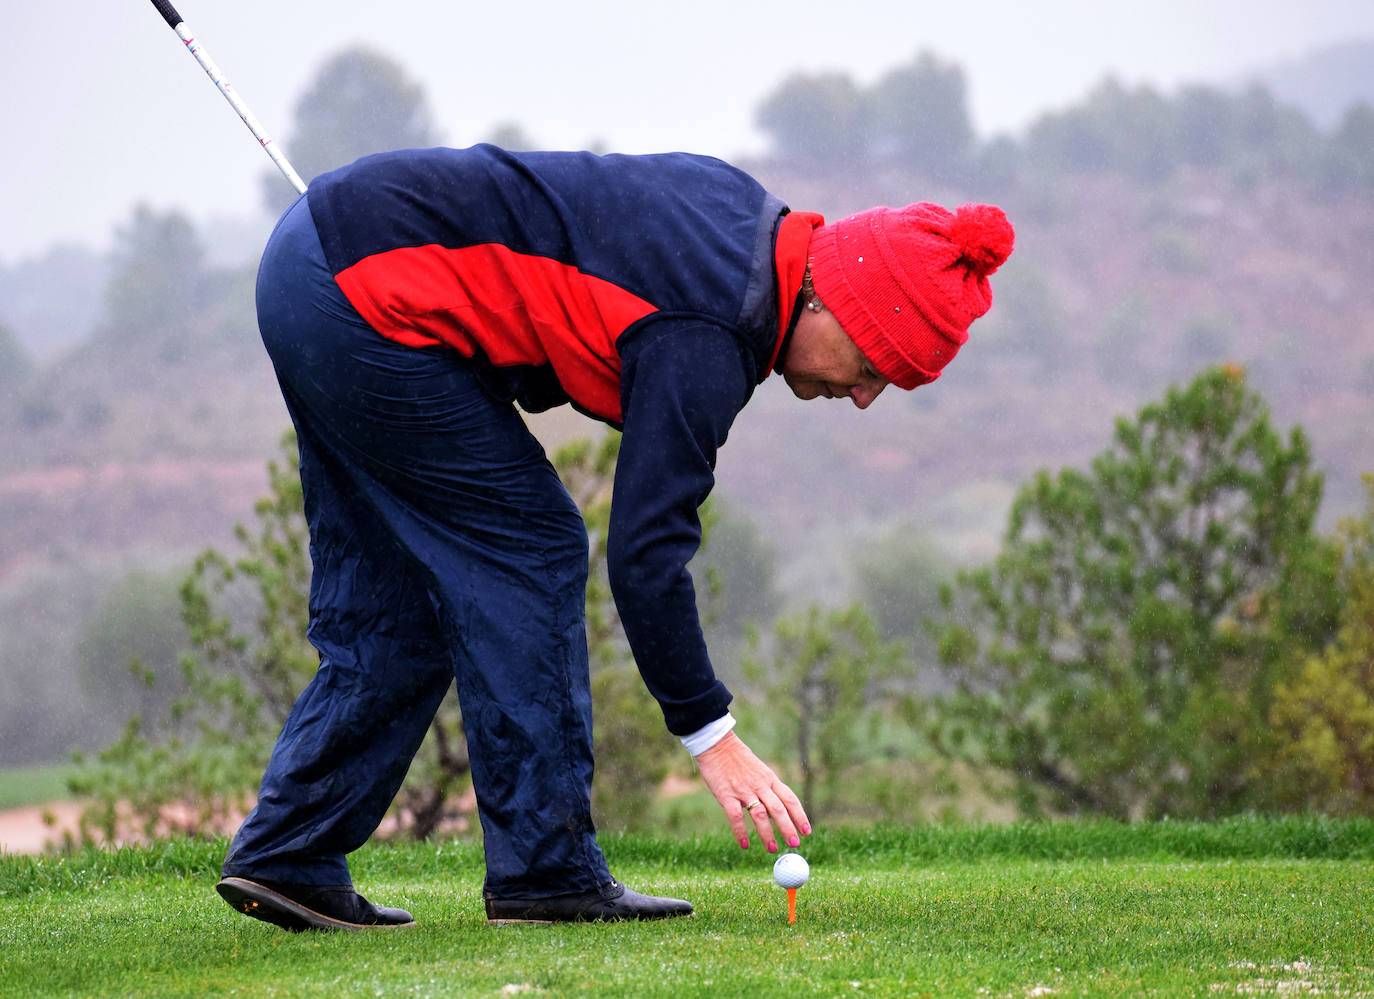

{"left": 694, "top": 731, "right": 811, "bottom": 852}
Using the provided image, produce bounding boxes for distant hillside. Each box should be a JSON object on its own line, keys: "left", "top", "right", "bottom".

{"left": 0, "top": 245, "right": 107, "bottom": 364}
{"left": 1248, "top": 39, "right": 1374, "bottom": 129}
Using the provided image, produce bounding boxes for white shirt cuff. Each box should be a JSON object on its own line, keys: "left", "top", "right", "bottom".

{"left": 680, "top": 712, "right": 736, "bottom": 757}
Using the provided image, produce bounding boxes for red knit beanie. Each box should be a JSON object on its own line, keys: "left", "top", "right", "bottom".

{"left": 807, "top": 202, "right": 1014, "bottom": 389}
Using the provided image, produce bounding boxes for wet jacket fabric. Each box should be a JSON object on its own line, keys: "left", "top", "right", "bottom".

{"left": 305, "top": 144, "right": 814, "bottom": 735}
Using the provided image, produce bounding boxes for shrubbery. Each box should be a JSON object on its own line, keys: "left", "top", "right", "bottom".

{"left": 929, "top": 366, "right": 1344, "bottom": 819}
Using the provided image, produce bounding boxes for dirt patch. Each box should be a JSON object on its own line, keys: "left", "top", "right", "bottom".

{"left": 0, "top": 799, "right": 249, "bottom": 855}
{"left": 1, "top": 776, "right": 681, "bottom": 856}
{"left": 0, "top": 801, "right": 87, "bottom": 854}
{"left": 0, "top": 793, "right": 478, "bottom": 855}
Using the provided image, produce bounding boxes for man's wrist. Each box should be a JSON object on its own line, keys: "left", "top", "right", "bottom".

{"left": 680, "top": 712, "right": 736, "bottom": 756}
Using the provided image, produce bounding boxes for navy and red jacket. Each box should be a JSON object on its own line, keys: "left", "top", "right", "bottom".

{"left": 307, "top": 144, "right": 819, "bottom": 736}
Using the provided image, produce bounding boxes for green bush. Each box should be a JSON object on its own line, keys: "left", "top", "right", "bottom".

{"left": 742, "top": 604, "right": 909, "bottom": 819}
{"left": 1267, "top": 474, "right": 1374, "bottom": 813}
{"left": 931, "top": 366, "right": 1341, "bottom": 820}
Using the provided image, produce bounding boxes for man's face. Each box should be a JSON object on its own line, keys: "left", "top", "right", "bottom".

{"left": 781, "top": 309, "right": 890, "bottom": 409}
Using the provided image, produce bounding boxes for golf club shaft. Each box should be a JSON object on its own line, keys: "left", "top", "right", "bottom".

{"left": 149, "top": 0, "right": 307, "bottom": 194}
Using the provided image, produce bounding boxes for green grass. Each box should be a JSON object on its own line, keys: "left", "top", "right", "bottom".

{"left": 0, "top": 762, "right": 81, "bottom": 810}
{"left": 3, "top": 818, "right": 1373, "bottom": 997}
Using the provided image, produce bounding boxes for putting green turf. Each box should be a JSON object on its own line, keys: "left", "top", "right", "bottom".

{"left": 2, "top": 819, "right": 1371, "bottom": 997}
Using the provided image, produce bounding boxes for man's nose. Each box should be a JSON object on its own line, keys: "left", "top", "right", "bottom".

{"left": 851, "top": 382, "right": 887, "bottom": 409}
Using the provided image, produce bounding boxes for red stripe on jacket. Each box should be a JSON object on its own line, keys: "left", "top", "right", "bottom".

{"left": 335, "top": 243, "right": 658, "bottom": 422}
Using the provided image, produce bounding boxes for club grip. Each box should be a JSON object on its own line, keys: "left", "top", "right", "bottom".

{"left": 150, "top": 0, "right": 184, "bottom": 29}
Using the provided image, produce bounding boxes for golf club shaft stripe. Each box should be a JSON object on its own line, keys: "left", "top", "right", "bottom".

{"left": 152, "top": 1, "right": 307, "bottom": 194}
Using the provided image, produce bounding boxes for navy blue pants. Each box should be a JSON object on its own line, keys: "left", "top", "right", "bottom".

{"left": 222, "top": 196, "right": 611, "bottom": 899}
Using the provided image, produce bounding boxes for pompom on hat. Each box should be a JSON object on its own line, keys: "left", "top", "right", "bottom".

{"left": 807, "top": 201, "right": 1014, "bottom": 389}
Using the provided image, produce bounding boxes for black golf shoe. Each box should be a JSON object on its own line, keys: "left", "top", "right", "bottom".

{"left": 216, "top": 876, "right": 416, "bottom": 931}
{"left": 484, "top": 878, "right": 693, "bottom": 924}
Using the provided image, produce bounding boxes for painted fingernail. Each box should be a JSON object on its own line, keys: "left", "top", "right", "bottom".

{"left": 739, "top": 837, "right": 750, "bottom": 849}
{"left": 788, "top": 835, "right": 800, "bottom": 848}
{"left": 767, "top": 841, "right": 778, "bottom": 853}
{"left": 801, "top": 824, "right": 811, "bottom": 835}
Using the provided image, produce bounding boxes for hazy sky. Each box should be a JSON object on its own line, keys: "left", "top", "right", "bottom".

{"left": 2, "top": 0, "right": 1372, "bottom": 263}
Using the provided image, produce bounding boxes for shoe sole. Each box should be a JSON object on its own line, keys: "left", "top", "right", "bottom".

{"left": 216, "top": 877, "right": 416, "bottom": 932}
{"left": 485, "top": 908, "right": 692, "bottom": 925}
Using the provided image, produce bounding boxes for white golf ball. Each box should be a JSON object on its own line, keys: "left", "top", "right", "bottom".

{"left": 772, "top": 852, "right": 810, "bottom": 889}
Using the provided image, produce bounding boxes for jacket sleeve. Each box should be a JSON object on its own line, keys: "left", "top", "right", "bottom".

{"left": 608, "top": 318, "right": 758, "bottom": 735}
